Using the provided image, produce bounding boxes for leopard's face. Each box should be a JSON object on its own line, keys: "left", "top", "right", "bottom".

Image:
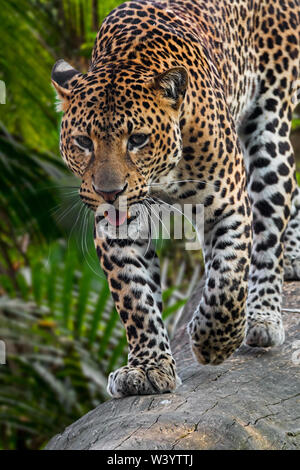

{"left": 53, "top": 61, "right": 188, "bottom": 214}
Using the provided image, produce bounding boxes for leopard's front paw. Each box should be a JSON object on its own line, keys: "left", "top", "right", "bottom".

{"left": 107, "top": 363, "right": 181, "bottom": 398}
{"left": 188, "top": 317, "right": 245, "bottom": 365}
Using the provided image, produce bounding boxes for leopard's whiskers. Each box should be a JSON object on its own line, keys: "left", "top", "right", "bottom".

{"left": 153, "top": 196, "right": 195, "bottom": 230}
{"left": 81, "top": 206, "right": 105, "bottom": 279}
{"left": 52, "top": 196, "right": 81, "bottom": 223}
{"left": 145, "top": 197, "right": 171, "bottom": 240}
{"left": 140, "top": 203, "right": 153, "bottom": 257}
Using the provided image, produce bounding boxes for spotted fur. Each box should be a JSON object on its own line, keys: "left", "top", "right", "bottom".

{"left": 52, "top": 0, "right": 300, "bottom": 397}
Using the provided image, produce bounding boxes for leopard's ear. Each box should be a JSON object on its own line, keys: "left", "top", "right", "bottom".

{"left": 153, "top": 67, "right": 188, "bottom": 110}
{"left": 51, "top": 59, "right": 82, "bottom": 111}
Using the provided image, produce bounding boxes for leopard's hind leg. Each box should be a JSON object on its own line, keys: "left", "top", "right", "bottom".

{"left": 238, "top": 3, "right": 300, "bottom": 347}
{"left": 239, "top": 92, "right": 296, "bottom": 348}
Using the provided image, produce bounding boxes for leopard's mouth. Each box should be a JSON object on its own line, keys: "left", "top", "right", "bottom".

{"left": 101, "top": 207, "right": 138, "bottom": 227}
{"left": 104, "top": 208, "right": 129, "bottom": 227}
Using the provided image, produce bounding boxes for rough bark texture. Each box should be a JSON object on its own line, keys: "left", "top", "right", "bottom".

{"left": 46, "top": 281, "right": 300, "bottom": 450}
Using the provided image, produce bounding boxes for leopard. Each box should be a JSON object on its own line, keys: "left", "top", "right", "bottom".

{"left": 51, "top": 0, "right": 300, "bottom": 398}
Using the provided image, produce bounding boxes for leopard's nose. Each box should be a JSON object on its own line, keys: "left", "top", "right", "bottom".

{"left": 92, "top": 183, "right": 127, "bottom": 202}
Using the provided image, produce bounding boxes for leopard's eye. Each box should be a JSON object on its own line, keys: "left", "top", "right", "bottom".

{"left": 74, "top": 135, "right": 93, "bottom": 152}
{"left": 128, "top": 133, "right": 149, "bottom": 151}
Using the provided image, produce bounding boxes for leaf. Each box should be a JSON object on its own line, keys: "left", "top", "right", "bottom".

{"left": 88, "top": 281, "right": 110, "bottom": 346}
{"left": 163, "top": 299, "right": 187, "bottom": 319}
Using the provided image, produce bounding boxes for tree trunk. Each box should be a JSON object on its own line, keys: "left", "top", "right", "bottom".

{"left": 46, "top": 281, "right": 300, "bottom": 450}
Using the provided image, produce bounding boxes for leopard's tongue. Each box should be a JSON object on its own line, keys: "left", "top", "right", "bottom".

{"left": 105, "top": 209, "right": 127, "bottom": 227}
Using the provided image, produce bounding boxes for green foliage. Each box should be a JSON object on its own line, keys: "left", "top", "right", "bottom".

{"left": 0, "top": 1, "right": 59, "bottom": 152}
{"left": 0, "top": 240, "right": 127, "bottom": 449}
{"left": 292, "top": 118, "right": 300, "bottom": 131}
{"left": 0, "top": 0, "right": 124, "bottom": 153}
{"left": 0, "top": 124, "right": 66, "bottom": 242}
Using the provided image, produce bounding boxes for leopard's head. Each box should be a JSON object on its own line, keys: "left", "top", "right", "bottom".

{"left": 52, "top": 60, "right": 188, "bottom": 223}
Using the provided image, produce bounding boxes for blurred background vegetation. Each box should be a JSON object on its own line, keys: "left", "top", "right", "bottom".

{"left": 0, "top": 0, "right": 299, "bottom": 450}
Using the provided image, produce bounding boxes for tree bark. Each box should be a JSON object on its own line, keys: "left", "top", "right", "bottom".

{"left": 46, "top": 281, "right": 300, "bottom": 450}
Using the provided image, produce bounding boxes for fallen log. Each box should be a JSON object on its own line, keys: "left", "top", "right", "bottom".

{"left": 46, "top": 281, "right": 300, "bottom": 450}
